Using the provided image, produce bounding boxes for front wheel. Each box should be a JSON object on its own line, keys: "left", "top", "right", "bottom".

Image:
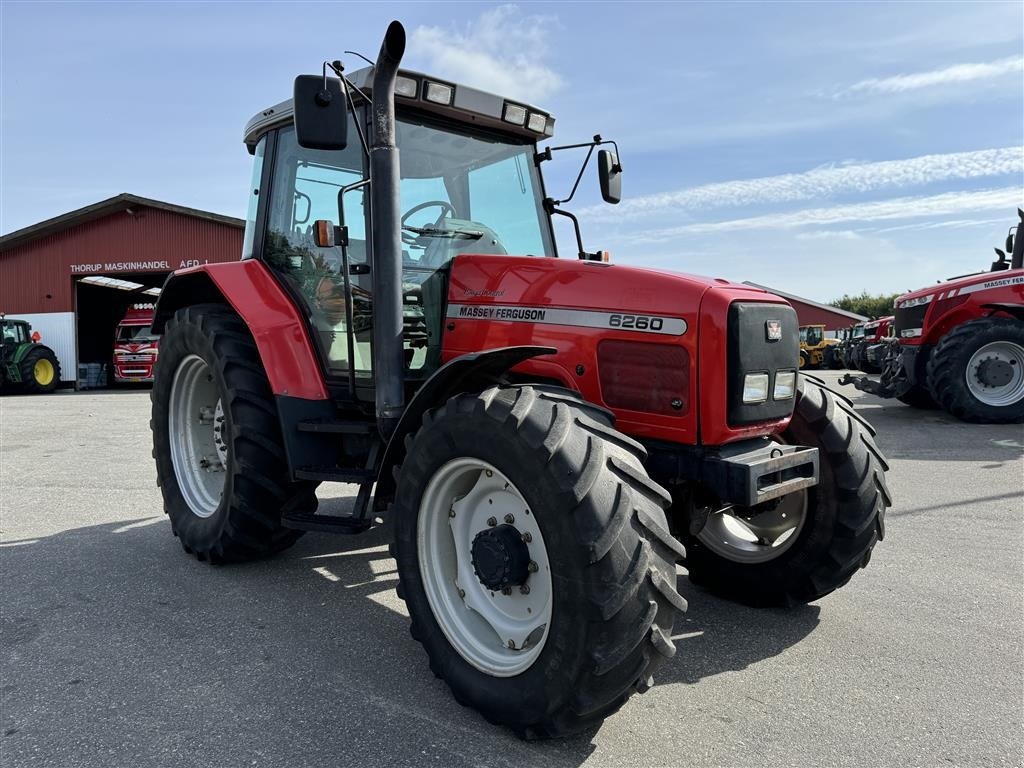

{"left": 926, "top": 317, "right": 1024, "bottom": 424}
{"left": 683, "top": 375, "right": 890, "bottom": 606}
{"left": 391, "top": 385, "right": 687, "bottom": 738}
{"left": 151, "top": 304, "right": 315, "bottom": 563}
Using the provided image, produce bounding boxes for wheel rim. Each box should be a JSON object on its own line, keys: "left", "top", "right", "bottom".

{"left": 168, "top": 355, "right": 227, "bottom": 519}
{"left": 416, "top": 458, "right": 553, "bottom": 677}
{"left": 965, "top": 340, "right": 1024, "bottom": 407}
{"left": 696, "top": 489, "right": 807, "bottom": 564}
{"left": 33, "top": 359, "right": 54, "bottom": 386}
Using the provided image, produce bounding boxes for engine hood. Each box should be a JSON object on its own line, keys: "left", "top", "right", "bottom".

{"left": 896, "top": 268, "right": 1024, "bottom": 309}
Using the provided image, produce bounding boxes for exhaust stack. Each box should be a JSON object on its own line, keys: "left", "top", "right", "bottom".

{"left": 369, "top": 21, "right": 407, "bottom": 438}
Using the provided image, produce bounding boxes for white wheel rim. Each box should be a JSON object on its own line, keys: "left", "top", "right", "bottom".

{"left": 697, "top": 490, "right": 807, "bottom": 564}
{"left": 965, "top": 340, "right": 1024, "bottom": 407}
{"left": 416, "top": 458, "right": 553, "bottom": 677}
{"left": 168, "top": 355, "right": 227, "bottom": 518}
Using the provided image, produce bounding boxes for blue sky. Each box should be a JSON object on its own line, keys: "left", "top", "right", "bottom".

{"left": 2, "top": 1, "right": 1022, "bottom": 301}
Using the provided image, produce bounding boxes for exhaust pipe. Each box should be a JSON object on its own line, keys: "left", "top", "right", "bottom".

{"left": 369, "top": 21, "right": 406, "bottom": 438}
{"left": 1012, "top": 208, "right": 1024, "bottom": 271}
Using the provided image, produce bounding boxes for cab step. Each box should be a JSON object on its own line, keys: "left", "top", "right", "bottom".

{"left": 280, "top": 512, "right": 374, "bottom": 534}
{"left": 296, "top": 419, "right": 375, "bottom": 435}
{"left": 294, "top": 467, "right": 376, "bottom": 483}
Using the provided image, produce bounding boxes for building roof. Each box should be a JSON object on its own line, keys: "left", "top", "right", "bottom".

{"left": 742, "top": 282, "right": 869, "bottom": 322}
{"left": 0, "top": 193, "right": 244, "bottom": 254}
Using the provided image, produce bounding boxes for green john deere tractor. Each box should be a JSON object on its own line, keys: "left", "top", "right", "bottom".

{"left": 0, "top": 314, "right": 62, "bottom": 394}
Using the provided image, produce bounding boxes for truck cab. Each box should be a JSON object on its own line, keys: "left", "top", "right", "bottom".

{"left": 113, "top": 303, "right": 160, "bottom": 383}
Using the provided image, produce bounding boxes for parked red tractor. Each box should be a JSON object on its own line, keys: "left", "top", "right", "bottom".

{"left": 150, "top": 22, "right": 890, "bottom": 738}
{"left": 842, "top": 210, "right": 1024, "bottom": 422}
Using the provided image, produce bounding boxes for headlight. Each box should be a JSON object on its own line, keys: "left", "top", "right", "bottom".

{"left": 774, "top": 370, "right": 796, "bottom": 400}
{"left": 527, "top": 112, "right": 547, "bottom": 133}
{"left": 742, "top": 373, "right": 770, "bottom": 404}
{"left": 503, "top": 103, "right": 527, "bottom": 125}
{"left": 424, "top": 81, "right": 454, "bottom": 105}
{"left": 395, "top": 75, "right": 418, "bottom": 98}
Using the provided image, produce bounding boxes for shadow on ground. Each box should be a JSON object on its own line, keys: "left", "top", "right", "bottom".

{"left": 0, "top": 513, "right": 823, "bottom": 768}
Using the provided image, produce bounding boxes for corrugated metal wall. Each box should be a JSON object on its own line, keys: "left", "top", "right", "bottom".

{"left": 8, "top": 312, "right": 76, "bottom": 381}
{"left": 0, "top": 205, "right": 243, "bottom": 314}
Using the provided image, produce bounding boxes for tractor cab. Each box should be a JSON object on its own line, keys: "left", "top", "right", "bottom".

{"left": 240, "top": 65, "right": 620, "bottom": 405}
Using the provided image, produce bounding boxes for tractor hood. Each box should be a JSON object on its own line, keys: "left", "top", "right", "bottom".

{"left": 895, "top": 268, "right": 1024, "bottom": 312}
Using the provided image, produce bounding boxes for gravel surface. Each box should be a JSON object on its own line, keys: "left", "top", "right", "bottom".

{"left": 2, "top": 371, "right": 1022, "bottom": 767}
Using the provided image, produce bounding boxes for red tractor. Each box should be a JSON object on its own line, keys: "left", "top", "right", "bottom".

{"left": 842, "top": 210, "right": 1024, "bottom": 422}
{"left": 150, "top": 22, "right": 890, "bottom": 738}
{"left": 855, "top": 315, "right": 893, "bottom": 373}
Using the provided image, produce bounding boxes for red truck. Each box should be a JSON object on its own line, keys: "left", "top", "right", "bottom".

{"left": 113, "top": 303, "right": 160, "bottom": 383}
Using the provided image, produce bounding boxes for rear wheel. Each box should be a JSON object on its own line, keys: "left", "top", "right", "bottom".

{"left": 19, "top": 347, "right": 60, "bottom": 394}
{"left": 391, "top": 385, "right": 687, "bottom": 738}
{"left": 926, "top": 317, "right": 1024, "bottom": 424}
{"left": 151, "top": 304, "right": 314, "bottom": 563}
{"left": 683, "top": 375, "right": 890, "bottom": 606}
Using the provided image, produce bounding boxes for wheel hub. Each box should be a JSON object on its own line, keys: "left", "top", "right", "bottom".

{"left": 471, "top": 524, "right": 530, "bottom": 591}
{"left": 977, "top": 357, "right": 1014, "bottom": 388}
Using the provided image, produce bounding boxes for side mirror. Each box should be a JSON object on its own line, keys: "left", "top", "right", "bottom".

{"left": 293, "top": 75, "right": 348, "bottom": 150}
{"left": 1007, "top": 231, "right": 1015, "bottom": 253}
{"left": 597, "top": 149, "right": 621, "bottom": 204}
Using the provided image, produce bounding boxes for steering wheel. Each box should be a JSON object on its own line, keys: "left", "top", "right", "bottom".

{"left": 401, "top": 200, "right": 455, "bottom": 245}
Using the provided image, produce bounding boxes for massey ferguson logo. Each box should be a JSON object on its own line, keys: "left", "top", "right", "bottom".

{"left": 765, "top": 320, "right": 782, "bottom": 342}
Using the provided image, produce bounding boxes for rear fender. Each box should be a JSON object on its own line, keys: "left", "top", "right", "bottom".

{"left": 373, "top": 345, "right": 556, "bottom": 513}
{"left": 154, "top": 261, "right": 328, "bottom": 400}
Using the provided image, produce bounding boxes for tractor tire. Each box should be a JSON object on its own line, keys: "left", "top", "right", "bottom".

{"left": 926, "top": 317, "right": 1024, "bottom": 424}
{"left": 799, "top": 349, "right": 809, "bottom": 369}
{"left": 825, "top": 347, "right": 841, "bottom": 370}
{"left": 683, "top": 374, "right": 890, "bottom": 607}
{"left": 391, "top": 385, "right": 686, "bottom": 739}
{"left": 19, "top": 347, "right": 61, "bottom": 394}
{"left": 151, "top": 304, "right": 315, "bottom": 563}
{"left": 896, "top": 385, "right": 938, "bottom": 409}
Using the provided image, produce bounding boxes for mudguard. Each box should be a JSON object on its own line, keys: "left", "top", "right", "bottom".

{"left": 373, "top": 345, "right": 556, "bottom": 513}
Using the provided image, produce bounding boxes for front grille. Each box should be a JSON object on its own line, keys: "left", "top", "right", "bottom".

{"left": 894, "top": 303, "right": 927, "bottom": 337}
{"left": 727, "top": 302, "right": 799, "bottom": 426}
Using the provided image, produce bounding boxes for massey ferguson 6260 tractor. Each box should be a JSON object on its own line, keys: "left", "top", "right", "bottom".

{"left": 843, "top": 210, "right": 1024, "bottom": 423}
{"left": 150, "top": 22, "right": 890, "bottom": 738}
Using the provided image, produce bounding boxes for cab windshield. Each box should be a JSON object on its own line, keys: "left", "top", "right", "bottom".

{"left": 263, "top": 107, "right": 554, "bottom": 381}
{"left": 116, "top": 325, "right": 158, "bottom": 343}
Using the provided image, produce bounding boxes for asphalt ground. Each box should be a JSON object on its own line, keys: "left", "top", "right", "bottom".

{"left": 1, "top": 371, "right": 1022, "bottom": 768}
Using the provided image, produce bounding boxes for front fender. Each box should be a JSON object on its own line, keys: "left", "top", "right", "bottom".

{"left": 373, "top": 345, "right": 556, "bottom": 513}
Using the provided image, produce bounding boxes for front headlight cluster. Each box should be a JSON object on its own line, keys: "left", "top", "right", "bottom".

{"left": 742, "top": 370, "right": 796, "bottom": 403}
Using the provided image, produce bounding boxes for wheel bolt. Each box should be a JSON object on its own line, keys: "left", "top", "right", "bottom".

{"left": 527, "top": 561, "right": 538, "bottom": 573}
{"left": 448, "top": 508, "right": 456, "bottom": 518}
{"left": 504, "top": 513, "right": 515, "bottom": 524}
{"left": 501, "top": 587, "right": 512, "bottom": 596}
{"left": 522, "top": 532, "right": 532, "bottom": 543}
{"left": 507, "top": 640, "right": 515, "bottom": 649}
{"left": 458, "top": 588, "right": 465, "bottom": 599}
{"left": 487, "top": 516, "right": 497, "bottom": 527}
{"left": 520, "top": 585, "right": 530, "bottom": 595}
{"left": 485, "top": 469, "right": 493, "bottom": 477}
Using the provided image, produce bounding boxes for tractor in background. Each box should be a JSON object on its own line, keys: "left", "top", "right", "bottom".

{"left": 843, "top": 209, "right": 1024, "bottom": 422}
{"left": 149, "top": 21, "right": 890, "bottom": 738}
{"left": 0, "top": 314, "right": 61, "bottom": 394}
{"left": 861, "top": 315, "right": 894, "bottom": 373}
{"left": 798, "top": 323, "right": 840, "bottom": 369}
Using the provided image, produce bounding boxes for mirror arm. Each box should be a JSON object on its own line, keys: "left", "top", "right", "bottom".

{"left": 536, "top": 135, "right": 623, "bottom": 206}
{"left": 545, "top": 199, "right": 595, "bottom": 261}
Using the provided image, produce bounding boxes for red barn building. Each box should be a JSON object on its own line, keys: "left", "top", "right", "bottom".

{"left": 0, "top": 194, "right": 243, "bottom": 386}
{"left": 743, "top": 282, "right": 868, "bottom": 334}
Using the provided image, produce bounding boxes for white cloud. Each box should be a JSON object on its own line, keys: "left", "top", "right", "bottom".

{"left": 633, "top": 187, "right": 1021, "bottom": 242}
{"left": 843, "top": 55, "right": 1024, "bottom": 95}
{"left": 410, "top": 5, "right": 564, "bottom": 104}
{"left": 586, "top": 147, "right": 1023, "bottom": 219}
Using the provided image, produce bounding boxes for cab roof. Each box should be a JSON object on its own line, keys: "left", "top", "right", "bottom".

{"left": 243, "top": 66, "right": 555, "bottom": 153}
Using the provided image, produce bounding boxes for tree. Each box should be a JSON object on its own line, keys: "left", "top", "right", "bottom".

{"left": 830, "top": 291, "right": 901, "bottom": 319}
